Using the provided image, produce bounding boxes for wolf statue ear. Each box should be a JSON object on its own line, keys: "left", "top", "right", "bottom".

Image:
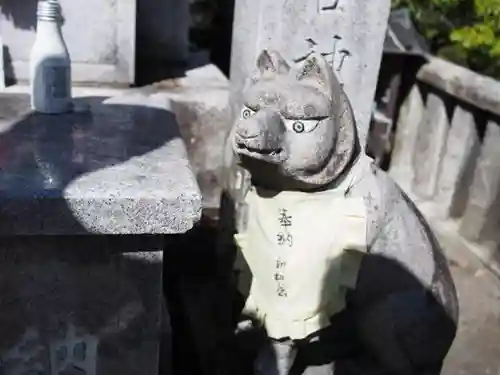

{"left": 295, "top": 53, "right": 335, "bottom": 90}
{"left": 256, "top": 49, "right": 291, "bottom": 75}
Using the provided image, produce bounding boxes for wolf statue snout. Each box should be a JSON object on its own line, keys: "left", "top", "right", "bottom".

{"left": 234, "top": 109, "right": 285, "bottom": 153}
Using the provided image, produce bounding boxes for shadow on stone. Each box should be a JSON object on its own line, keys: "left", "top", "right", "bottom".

{"left": 163, "top": 214, "right": 226, "bottom": 375}
{"left": 0, "top": 0, "right": 38, "bottom": 30}
{"left": 0, "top": 0, "right": 67, "bottom": 31}
{"left": 173, "top": 188, "right": 459, "bottom": 375}
{"left": 0, "top": 95, "right": 180, "bottom": 234}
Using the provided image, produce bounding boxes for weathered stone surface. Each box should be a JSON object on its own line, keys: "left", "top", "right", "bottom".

{"left": 389, "top": 57, "right": 500, "bottom": 277}
{"left": 169, "top": 101, "right": 231, "bottom": 208}
{"left": 0, "top": 64, "right": 231, "bottom": 212}
{"left": 143, "top": 64, "right": 232, "bottom": 210}
{"left": 436, "top": 104, "right": 481, "bottom": 218}
{"left": 412, "top": 92, "right": 450, "bottom": 199}
{"left": 389, "top": 84, "right": 424, "bottom": 192}
{"left": 0, "top": 0, "right": 136, "bottom": 85}
{"left": 0, "top": 236, "right": 163, "bottom": 375}
{"left": 0, "top": 92, "right": 202, "bottom": 235}
{"left": 417, "top": 57, "right": 500, "bottom": 117}
{"left": 460, "top": 119, "right": 500, "bottom": 243}
{"left": 230, "top": 0, "right": 391, "bottom": 146}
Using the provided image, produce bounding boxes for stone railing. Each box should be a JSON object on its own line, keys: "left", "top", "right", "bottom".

{"left": 389, "top": 56, "right": 500, "bottom": 276}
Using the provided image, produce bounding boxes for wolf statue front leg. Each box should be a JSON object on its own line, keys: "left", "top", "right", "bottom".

{"left": 218, "top": 49, "right": 459, "bottom": 375}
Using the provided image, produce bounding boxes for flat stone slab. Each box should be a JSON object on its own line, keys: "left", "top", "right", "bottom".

{"left": 0, "top": 93, "right": 202, "bottom": 235}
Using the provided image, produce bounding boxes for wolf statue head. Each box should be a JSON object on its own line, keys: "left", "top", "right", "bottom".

{"left": 223, "top": 49, "right": 361, "bottom": 194}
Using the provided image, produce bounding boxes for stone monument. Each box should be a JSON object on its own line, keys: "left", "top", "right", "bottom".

{"left": 219, "top": 50, "right": 459, "bottom": 374}
{"left": 229, "top": 0, "right": 391, "bottom": 147}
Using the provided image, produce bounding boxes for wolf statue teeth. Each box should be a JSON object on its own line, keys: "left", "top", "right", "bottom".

{"left": 218, "top": 49, "right": 459, "bottom": 375}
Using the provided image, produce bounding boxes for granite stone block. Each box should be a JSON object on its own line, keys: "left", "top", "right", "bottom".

{"left": 0, "top": 92, "right": 202, "bottom": 235}
{"left": 0, "top": 236, "right": 163, "bottom": 375}
{"left": 168, "top": 90, "right": 232, "bottom": 209}
{"left": 0, "top": 89, "right": 200, "bottom": 375}
{"left": 131, "top": 64, "right": 232, "bottom": 211}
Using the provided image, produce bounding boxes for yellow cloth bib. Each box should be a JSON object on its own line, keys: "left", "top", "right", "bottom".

{"left": 234, "top": 182, "right": 367, "bottom": 340}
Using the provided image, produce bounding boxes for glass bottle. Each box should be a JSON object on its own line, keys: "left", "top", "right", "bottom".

{"left": 30, "top": 0, "right": 72, "bottom": 114}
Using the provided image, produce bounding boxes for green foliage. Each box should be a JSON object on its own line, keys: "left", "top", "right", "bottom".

{"left": 392, "top": 0, "right": 500, "bottom": 79}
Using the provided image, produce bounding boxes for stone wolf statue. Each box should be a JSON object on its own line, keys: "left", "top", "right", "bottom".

{"left": 217, "top": 49, "right": 458, "bottom": 375}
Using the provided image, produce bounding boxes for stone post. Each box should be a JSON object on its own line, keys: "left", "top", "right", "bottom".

{"left": 412, "top": 92, "right": 450, "bottom": 199}
{"left": 435, "top": 104, "right": 480, "bottom": 218}
{"left": 229, "top": 0, "right": 391, "bottom": 147}
{"left": 460, "top": 118, "right": 500, "bottom": 243}
{"left": 389, "top": 84, "right": 425, "bottom": 191}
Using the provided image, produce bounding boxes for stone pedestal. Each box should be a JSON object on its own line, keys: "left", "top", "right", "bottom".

{"left": 0, "top": 93, "right": 202, "bottom": 375}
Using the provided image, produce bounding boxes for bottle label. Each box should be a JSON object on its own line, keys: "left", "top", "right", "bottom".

{"left": 44, "top": 65, "right": 70, "bottom": 100}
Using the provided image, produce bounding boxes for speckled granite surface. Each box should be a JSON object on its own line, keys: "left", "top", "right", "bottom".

{"left": 0, "top": 93, "right": 202, "bottom": 235}
{"left": 0, "top": 235, "right": 165, "bottom": 375}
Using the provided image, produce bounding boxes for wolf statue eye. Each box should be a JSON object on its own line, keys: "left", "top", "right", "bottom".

{"left": 285, "top": 119, "right": 321, "bottom": 133}
{"left": 292, "top": 121, "right": 305, "bottom": 133}
{"left": 241, "top": 108, "right": 255, "bottom": 119}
